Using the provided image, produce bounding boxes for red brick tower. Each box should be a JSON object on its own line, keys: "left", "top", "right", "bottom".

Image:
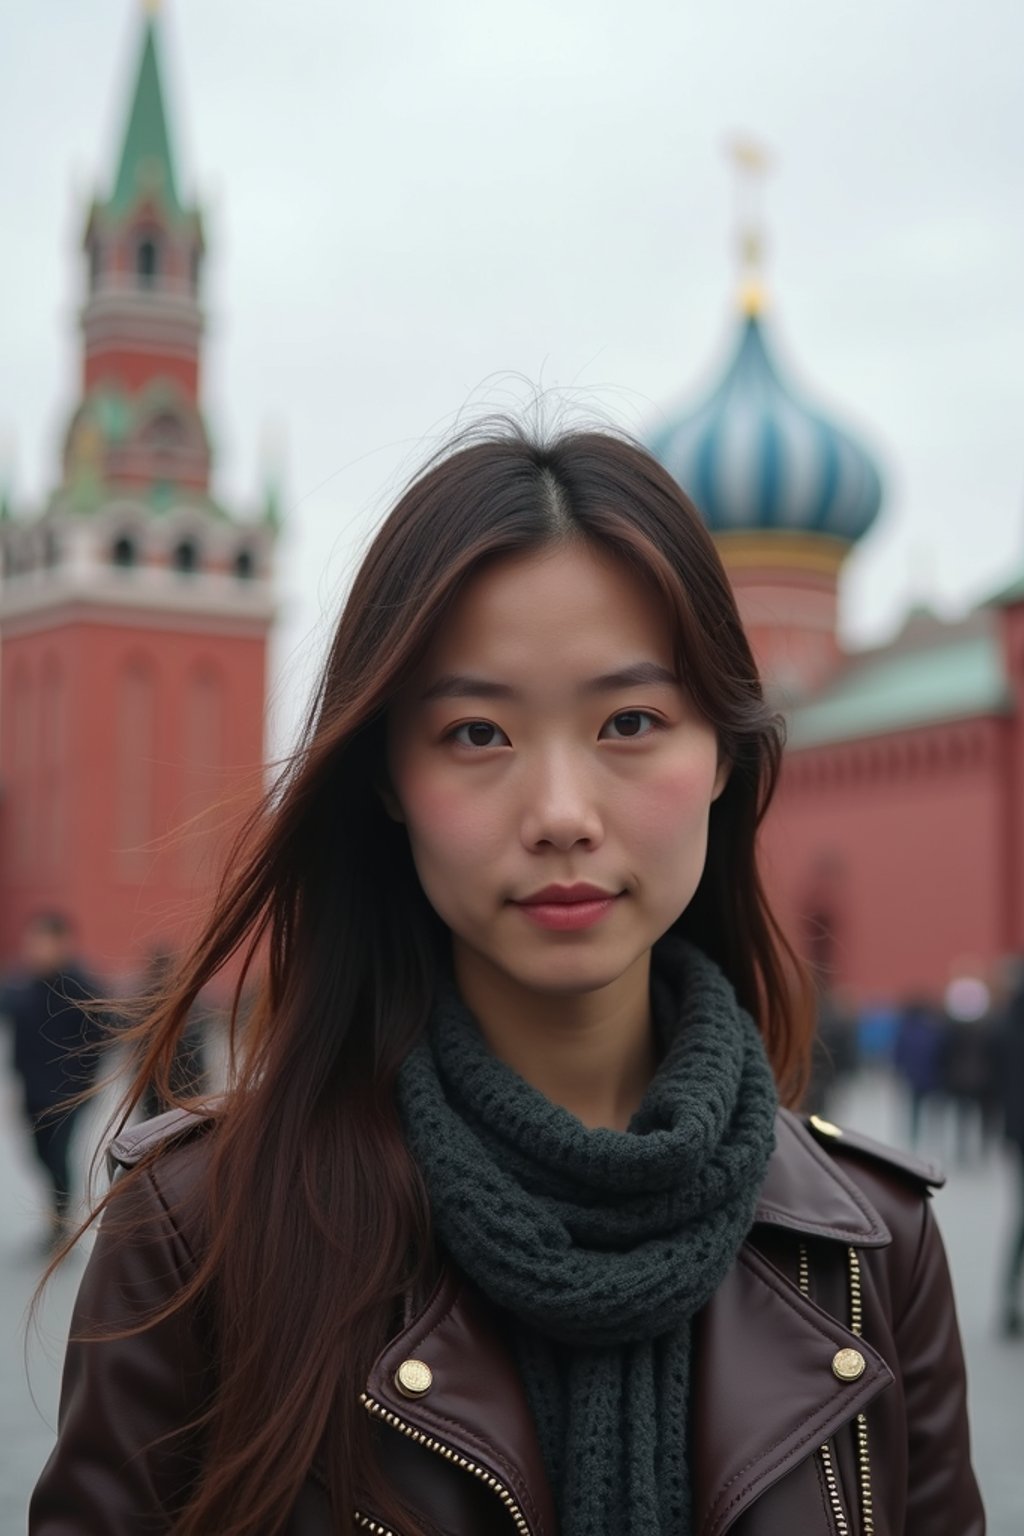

{"left": 0, "top": 11, "right": 275, "bottom": 984}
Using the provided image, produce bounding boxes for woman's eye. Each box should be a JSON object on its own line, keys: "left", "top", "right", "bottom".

{"left": 449, "top": 721, "right": 510, "bottom": 749}
{"left": 601, "top": 710, "right": 658, "bottom": 740}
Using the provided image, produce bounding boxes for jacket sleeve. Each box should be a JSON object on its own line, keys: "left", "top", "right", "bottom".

{"left": 896, "top": 1197, "right": 985, "bottom": 1534}
{"left": 29, "top": 1164, "right": 212, "bottom": 1534}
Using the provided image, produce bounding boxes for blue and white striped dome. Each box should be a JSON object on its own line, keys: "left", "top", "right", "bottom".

{"left": 648, "top": 313, "right": 882, "bottom": 544}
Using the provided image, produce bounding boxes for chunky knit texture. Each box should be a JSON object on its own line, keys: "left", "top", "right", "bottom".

{"left": 396, "top": 935, "right": 778, "bottom": 1536}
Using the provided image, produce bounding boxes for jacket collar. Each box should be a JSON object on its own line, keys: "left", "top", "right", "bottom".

{"left": 753, "top": 1107, "right": 891, "bottom": 1247}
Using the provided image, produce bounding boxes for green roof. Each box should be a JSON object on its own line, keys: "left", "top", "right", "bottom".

{"left": 108, "top": 17, "right": 183, "bottom": 218}
{"left": 787, "top": 631, "right": 1010, "bottom": 749}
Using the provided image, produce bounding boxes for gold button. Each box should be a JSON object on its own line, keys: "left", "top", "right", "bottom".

{"left": 810, "top": 1114, "right": 844, "bottom": 1139}
{"left": 832, "top": 1348, "right": 866, "bottom": 1382}
{"left": 395, "top": 1358, "right": 433, "bottom": 1398}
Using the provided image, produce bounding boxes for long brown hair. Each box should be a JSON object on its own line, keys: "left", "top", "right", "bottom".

{"left": 62, "top": 424, "right": 813, "bottom": 1534}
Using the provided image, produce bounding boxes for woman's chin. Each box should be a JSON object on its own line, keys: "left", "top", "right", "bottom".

{"left": 498, "top": 946, "right": 649, "bottom": 1001}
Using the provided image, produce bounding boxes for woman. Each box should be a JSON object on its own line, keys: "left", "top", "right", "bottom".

{"left": 31, "top": 428, "right": 983, "bottom": 1535}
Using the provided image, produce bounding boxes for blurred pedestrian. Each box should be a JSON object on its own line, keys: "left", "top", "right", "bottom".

{"left": 940, "top": 975, "right": 1000, "bottom": 1165}
{"left": 0, "top": 912, "right": 105, "bottom": 1249}
{"left": 999, "top": 966, "right": 1024, "bottom": 1337}
{"left": 893, "top": 996, "right": 944, "bottom": 1148}
{"left": 802, "top": 987, "right": 858, "bottom": 1118}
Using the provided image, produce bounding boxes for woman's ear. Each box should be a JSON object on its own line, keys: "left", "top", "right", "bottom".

{"left": 376, "top": 781, "right": 406, "bottom": 824}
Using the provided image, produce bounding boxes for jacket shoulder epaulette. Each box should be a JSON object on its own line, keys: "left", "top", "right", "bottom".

{"left": 803, "top": 1112, "right": 945, "bottom": 1190}
{"left": 106, "top": 1101, "right": 220, "bottom": 1177}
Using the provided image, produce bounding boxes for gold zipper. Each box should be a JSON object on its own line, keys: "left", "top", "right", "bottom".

{"left": 354, "top": 1515, "right": 400, "bottom": 1535}
{"left": 359, "top": 1390, "right": 533, "bottom": 1536}
{"left": 847, "top": 1247, "right": 875, "bottom": 1535}
{"left": 817, "top": 1439, "right": 851, "bottom": 1535}
{"left": 798, "top": 1243, "right": 875, "bottom": 1535}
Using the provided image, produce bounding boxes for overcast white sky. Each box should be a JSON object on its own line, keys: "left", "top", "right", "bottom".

{"left": 3, "top": 0, "right": 1024, "bottom": 749}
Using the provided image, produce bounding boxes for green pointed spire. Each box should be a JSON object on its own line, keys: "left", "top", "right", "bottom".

{"left": 109, "top": 13, "right": 183, "bottom": 218}
{"left": 258, "top": 423, "right": 284, "bottom": 534}
{"left": 0, "top": 436, "right": 13, "bottom": 521}
{"left": 262, "top": 471, "right": 282, "bottom": 535}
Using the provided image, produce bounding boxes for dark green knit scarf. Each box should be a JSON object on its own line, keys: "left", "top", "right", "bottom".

{"left": 395, "top": 935, "right": 778, "bottom": 1536}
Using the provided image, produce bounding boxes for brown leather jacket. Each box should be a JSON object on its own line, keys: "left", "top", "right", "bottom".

{"left": 30, "top": 1108, "right": 985, "bottom": 1535}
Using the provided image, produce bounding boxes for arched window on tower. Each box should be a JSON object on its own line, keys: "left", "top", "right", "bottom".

{"left": 12, "top": 661, "right": 36, "bottom": 872}
{"left": 142, "top": 413, "right": 186, "bottom": 479}
{"left": 143, "top": 413, "right": 185, "bottom": 453}
{"left": 180, "top": 664, "right": 224, "bottom": 881}
{"left": 112, "top": 534, "right": 137, "bottom": 568}
{"left": 117, "top": 657, "right": 156, "bottom": 879}
{"left": 189, "top": 247, "right": 201, "bottom": 294}
{"left": 136, "top": 236, "right": 160, "bottom": 287}
{"left": 233, "top": 546, "right": 256, "bottom": 580}
{"left": 88, "top": 238, "right": 102, "bottom": 292}
{"left": 172, "top": 538, "right": 200, "bottom": 575}
{"left": 40, "top": 655, "right": 67, "bottom": 871}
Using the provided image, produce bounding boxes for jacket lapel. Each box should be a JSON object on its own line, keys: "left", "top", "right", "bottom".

{"left": 692, "top": 1244, "right": 893, "bottom": 1536}
{"left": 365, "top": 1268, "right": 559, "bottom": 1536}
{"left": 692, "top": 1110, "right": 895, "bottom": 1536}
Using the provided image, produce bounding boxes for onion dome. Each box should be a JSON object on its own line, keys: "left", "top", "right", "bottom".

{"left": 648, "top": 310, "right": 882, "bottom": 544}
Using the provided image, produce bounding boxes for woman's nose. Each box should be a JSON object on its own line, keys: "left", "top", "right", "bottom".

{"left": 520, "top": 751, "right": 604, "bottom": 852}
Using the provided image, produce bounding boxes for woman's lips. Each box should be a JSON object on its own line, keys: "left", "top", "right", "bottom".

{"left": 513, "top": 892, "right": 622, "bottom": 932}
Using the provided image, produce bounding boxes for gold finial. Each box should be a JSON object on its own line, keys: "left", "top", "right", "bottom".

{"left": 726, "top": 135, "right": 772, "bottom": 316}
{"left": 144, "top": 0, "right": 162, "bottom": 16}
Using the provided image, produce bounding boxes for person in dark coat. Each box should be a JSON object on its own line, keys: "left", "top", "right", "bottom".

{"left": 1000, "top": 969, "right": 1024, "bottom": 1336}
{"left": 0, "top": 912, "right": 105, "bottom": 1245}
{"left": 893, "top": 995, "right": 944, "bottom": 1148}
{"left": 939, "top": 981, "right": 1001, "bottom": 1164}
{"left": 801, "top": 987, "right": 858, "bottom": 1119}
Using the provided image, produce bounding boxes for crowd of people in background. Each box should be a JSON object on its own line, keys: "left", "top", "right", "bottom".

{"left": 805, "top": 964, "right": 1024, "bottom": 1341}
{"left": 2, "top": 911, "right": 1024, "bottom": 1338}
{"left": 891, "top": 970, "right": 1024, "bottom": 1339}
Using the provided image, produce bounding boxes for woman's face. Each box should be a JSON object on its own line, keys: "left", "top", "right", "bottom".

{"left": 386, "top": 541, "right": 727, "bottom": 999}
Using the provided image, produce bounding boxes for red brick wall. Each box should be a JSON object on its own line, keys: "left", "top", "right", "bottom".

{"left": 0, "top": 612, "right": 267, "bottom": 986}
{"left": 761, "top": 718, "right": 1007, "bottom": 1004}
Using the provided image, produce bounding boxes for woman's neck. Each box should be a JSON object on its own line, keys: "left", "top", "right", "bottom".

{"left": 451, "top": 945, "right": 657, "bottom": 1131}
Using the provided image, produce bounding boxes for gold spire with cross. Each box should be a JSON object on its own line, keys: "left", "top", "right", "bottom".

{"left": 726, "top": 135, "right": 772, "bottom": 316}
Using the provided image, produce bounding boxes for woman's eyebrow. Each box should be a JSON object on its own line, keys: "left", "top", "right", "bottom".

{"left": 583, "top": 662, "right": 679, "bottom": 694}
{"left": 419, "top": 675, "right": 515, "bottom": 702}
{"left": 419, "top": 662, "right": 678, "bottom": 703}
